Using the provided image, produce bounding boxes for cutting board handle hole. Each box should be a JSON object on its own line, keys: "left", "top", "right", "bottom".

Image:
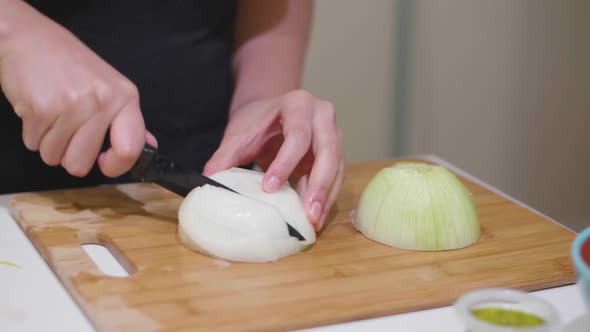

{"left": 81, "top": 243, "right": 130, "bottom": 277}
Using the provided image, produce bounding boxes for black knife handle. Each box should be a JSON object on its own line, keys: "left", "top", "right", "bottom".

{"left": 130, "top": 144, "right": 159, "bottom": 181}
{"left": 130, "top": 143, "right": 237, "bottom": 194}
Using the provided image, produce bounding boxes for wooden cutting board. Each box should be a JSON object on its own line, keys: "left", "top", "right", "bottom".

{"left": 9, "top": 158, "right": 576, "bottom": 332}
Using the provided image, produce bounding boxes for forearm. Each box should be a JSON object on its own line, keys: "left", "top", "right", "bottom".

{"left": 230, "top": 0, "right": 313, "bottom": 113}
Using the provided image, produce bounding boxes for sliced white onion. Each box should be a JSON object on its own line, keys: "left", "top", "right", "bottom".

{"left": 353, "top": 162, "right": 480, "bottom": 251}
{"left": 178, "top": 168, "right": 315, "bottom": 263}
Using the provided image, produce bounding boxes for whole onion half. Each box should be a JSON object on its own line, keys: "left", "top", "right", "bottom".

{"left": 353, "top": 162, "right": 480, "bottom": 251}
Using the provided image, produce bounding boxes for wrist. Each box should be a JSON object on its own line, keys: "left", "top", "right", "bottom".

{"left": 229, "top": 80, "right": 301, "bottom": 116}
{"left": 0, "top": 10, "right": 13, "bottom": 57}
{"left": 0, "top": 0, "right": 43, "bottom": 58}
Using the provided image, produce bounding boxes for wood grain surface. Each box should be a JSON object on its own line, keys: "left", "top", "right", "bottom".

{"left": 9, "top": 159, "right": 577, "bottom": 332}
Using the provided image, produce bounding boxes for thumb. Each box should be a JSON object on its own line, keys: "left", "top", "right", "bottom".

{"left": 203, "top": 136, "right": 252, "bottom": 176}
{"left": 98, "top": 105, "right": 145, "bottom": 177}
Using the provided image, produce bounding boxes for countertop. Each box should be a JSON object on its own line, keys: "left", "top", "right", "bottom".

{"left": 0, "top": 156, "right": 587, "bottom": 332}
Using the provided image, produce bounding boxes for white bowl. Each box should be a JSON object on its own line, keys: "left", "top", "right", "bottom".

{"left": 454, "top": 288, "right": 561, "bottom": 332}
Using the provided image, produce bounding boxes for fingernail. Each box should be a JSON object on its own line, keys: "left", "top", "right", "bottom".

{"left": 97, "top": 152, "right": 106, "bottom": 165}
{"left": 265, "top": 176, "right": 281, "bottom": 192}
{"left": 145, "top": 131, "right": 158, "bottom": 147}
{"left": 310, "top": 201, "right": 322, "bottom": 221}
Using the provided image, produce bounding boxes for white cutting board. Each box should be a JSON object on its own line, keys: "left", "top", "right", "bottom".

{"left": 0, "top": 203, "right": 94, "bottom": 332}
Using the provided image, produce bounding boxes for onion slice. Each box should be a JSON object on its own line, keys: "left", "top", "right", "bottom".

{"left": 352, "top": 162, "right": 480, "bottom": 251}
{"left": 178, "top": 168, "right": 316, "bottom": 263}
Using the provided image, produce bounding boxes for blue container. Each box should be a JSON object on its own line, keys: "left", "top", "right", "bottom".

{"left": 572, "top": 227, "right": 590, "bottom": 311}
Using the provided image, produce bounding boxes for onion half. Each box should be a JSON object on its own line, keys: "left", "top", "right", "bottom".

{"left": 352, "top": 162, "right": 480, "bottom": 251}
{"left": 178, "top": 168, "right": 316, "bottom": 263}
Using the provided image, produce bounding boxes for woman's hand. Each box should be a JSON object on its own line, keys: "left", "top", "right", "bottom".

{"left": 206, "top": 1, "right": 342, "bottom": 231}
{"left": 204, "top": 90, "right": 344, "bottom": 232}
{"left": 0, "top": 1, "right": 153, "bottom": 177}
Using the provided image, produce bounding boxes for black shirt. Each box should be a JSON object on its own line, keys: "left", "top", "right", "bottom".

{"left": 0, "top": 0, "right": 237, "bottom": 194}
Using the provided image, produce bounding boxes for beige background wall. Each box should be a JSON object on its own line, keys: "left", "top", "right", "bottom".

{"left": 408, "top": 0, "right": 590, "bottom": 231}
{"left": 302, "top": 0, "right": 396, "bottom": 163}
{"left": 303, "top": 1, "right": 589, "bottom": 232}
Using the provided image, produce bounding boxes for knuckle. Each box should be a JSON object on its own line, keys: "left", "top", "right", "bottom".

{"left": 117, "top": 143, "right": 142, "bottom": 161}
{"left": 288, "top": 127, "right": 312, "bottom": 145}
{"left": 95, "top": 82, "right": 114, "bottom": 106}
{"left": 64, "top": 88, "right": 95, "bottom": 114}
{"left": 283, "top": 89, "right": 314, "bottom": 106}
{"left": 312, "top": 181, "right": 330, "bottom": 198}
{"left": 318, "top": 100, "right": 336, "bottom": 111}
{"left": 63, "top": 88, "right": 82, "bottom": 106}
{"left": 95, "top": 79, "right": 138, "bottom": 111}
{"left": 63, "top": 161, "right": 90, "bottom": 178}
{"left": 12, "top": 103, "right": 29, "bottom": 118}
{"left": 320, "top": 141, "right": 341, "bottom": 161}
{"left": 120, "top": 80, "right": 139, "bottom": 100}
{"left": 31, "top": 98, "right": 54, "bottom": 116}
{"left": 268, "top": 163, "right": 288, "bottom": 178}
{"left": 22, "top": 134, "right": 38, "bottom": 152}
{"left": 328, "top": 143, "right": 341, "bottom": 159}
{"left": 318, "top": 101, "right": 337, "bottom": 123}
{"left": 40, "top": 149, "right": 61, "bottom": 167}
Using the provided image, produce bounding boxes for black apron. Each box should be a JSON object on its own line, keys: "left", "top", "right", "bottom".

{"left": 0, "top": 0, "right": 236, "bottom": 194}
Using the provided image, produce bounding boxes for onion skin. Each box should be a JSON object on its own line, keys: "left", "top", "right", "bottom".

{"left": 353, "top": 162, "right": 480, "bottom": 251}
{"left": 177, "top": 168, "right": 315, "bottom": 263}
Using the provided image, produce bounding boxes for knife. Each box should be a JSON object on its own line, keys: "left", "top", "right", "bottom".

{"left": 129, "top": 144, "right": 306, "bottom": 241}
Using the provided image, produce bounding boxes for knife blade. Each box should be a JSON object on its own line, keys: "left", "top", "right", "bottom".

{"left": 129, "top": 144, "right": 306, "bottom": 241}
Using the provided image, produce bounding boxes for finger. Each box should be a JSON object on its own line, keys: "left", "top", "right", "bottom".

{"left": 203, "top": 138, "right": 238, "bottom": 176}
{"left": 296, "top": 174, "right": 309, "bottom": 198}
{"left": 98, "top": 100, "right": 146, "bottom": 177}
{"left": 145, "top": 130, "right": 158, "bottom": 148}
{"left": 39, "top": 95, "right": 96, "bottom": 166}
{"left": 262, "top": 91, "right": 314, "bottom": 192}
{"left": 303, "top": 101, "right": 342, "bottom": 226}
{"left": 204, "top": 101, "right": 283, "bottom": 176}
{"left": 61, "top": 113, "right": 110, "bottom": 177}
{"left": 203, "top": 120, "right": 273, "bottom": 176}
{"left": 12, "top": 103, "right": 26, "bottom": 118}
{"left": 203, "top": 135, "right": 249, "bottom": 176}
{"left": 316, "top": 159, "right": 345, "bottom": 231}
{"left": 21, "top": 105, "right": 57, "bottom": 152}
